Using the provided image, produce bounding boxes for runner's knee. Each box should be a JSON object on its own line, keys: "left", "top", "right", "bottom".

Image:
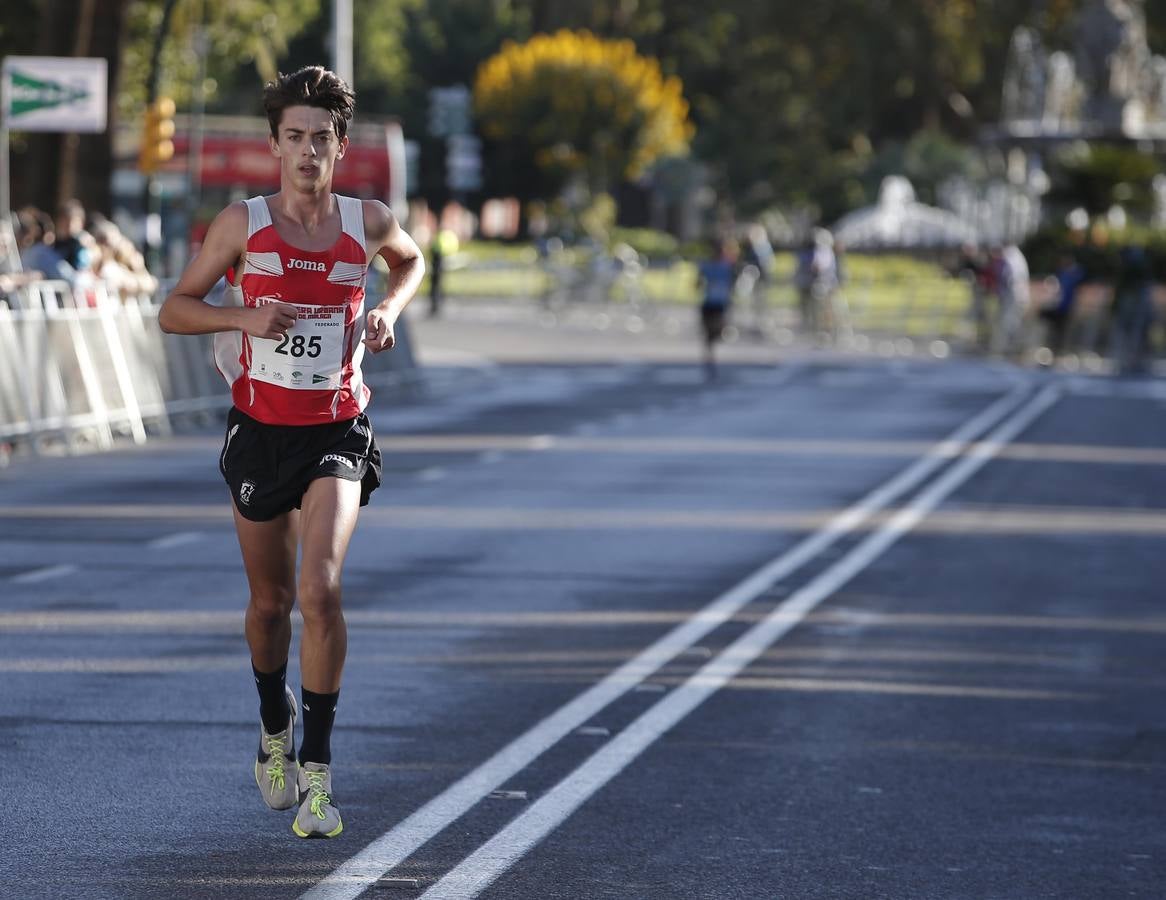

{"left": 247, "top": 586, "right": 295, "bottom": 624}
{"left": 298, "top": 572, "right": 343, "bottom": 625}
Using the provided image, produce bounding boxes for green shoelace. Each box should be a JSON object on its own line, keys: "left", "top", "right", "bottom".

{"left": 303, "top": 770, "right": 332, "bottom": 819}
{"left": 264, "top": 736, "right": 289, "bottom": 790}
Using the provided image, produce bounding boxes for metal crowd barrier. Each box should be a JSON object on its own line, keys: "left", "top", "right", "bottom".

{"left": 0, "top": 278, "right": 224, "bottom": 454}
{"left": 0, "top": 275, "right": 421, "bottom": 456}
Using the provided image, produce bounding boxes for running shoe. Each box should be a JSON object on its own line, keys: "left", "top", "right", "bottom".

{"left": 292, "top": 762, "right": 343, "bottom": 838}
{"left": 254, "top": 686, "right": 299, "bottom": 810}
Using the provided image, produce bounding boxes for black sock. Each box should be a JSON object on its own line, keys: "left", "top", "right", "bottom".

{"left": 299, "top": 688, "right": 339, "bottom": 765}
{"left": 253, "top": 661, "right": 291, "bottom": 735}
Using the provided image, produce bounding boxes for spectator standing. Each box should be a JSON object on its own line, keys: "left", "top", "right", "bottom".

{"left": 428, "top": 231, "right": 444, "bottom": 316}
{"left": 1039, "top": 253, "right": 1085, "bottom": 357}
{"left": 794, "top": 237, "right": 817, "bottom": 332}
{"left": 1109, "top": 245, "right": 1155, "bottom": 375}
{"left": 16, "top": 207, "right": 73, "bottom": 281}
{"left": 956, "top": 244, "right": 996, "bottom": 352}
{"left": 53, "top": 199, "right": 95, "bottom": 272}
{"left": 90, "top": 221, "right": 157, "bottom": 302}
{"left": 993, "top": 243, "right": 1030, "bottom": 356}
{"left": 426, "top": 228, "right": 456, "bottom": 317}
{"left": 794, "top": 228, "right": 839, "bottom": 337}
{"left": 740, "top": 224, "right": 774, "bottom": 326}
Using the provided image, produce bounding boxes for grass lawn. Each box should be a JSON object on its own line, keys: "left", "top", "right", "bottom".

{"left": 433, "top": 241, "right": 973, "bottom": 337}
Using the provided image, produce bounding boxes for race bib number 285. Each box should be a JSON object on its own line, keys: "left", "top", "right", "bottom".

{"left": 249, "top": 300, "right": 347, "bottom": 390}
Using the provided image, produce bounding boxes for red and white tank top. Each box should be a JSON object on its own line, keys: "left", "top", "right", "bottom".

{"left": 214, "top": 195, "right": 370, "bottom": 425}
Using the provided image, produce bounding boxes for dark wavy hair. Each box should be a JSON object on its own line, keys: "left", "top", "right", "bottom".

{"left": 262, "top": 66, "right": 355, "bottom": 140}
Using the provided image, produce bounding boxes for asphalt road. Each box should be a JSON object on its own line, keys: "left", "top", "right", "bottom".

{"left": 2, "top": 304, "right": 1164, "bottom": 899}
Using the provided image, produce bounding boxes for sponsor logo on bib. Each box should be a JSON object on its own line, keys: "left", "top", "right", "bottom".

{"left": 288, "top": 258, "right": 327, "bottom": 271}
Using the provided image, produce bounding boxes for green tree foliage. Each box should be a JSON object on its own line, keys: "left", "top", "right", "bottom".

{"left": 266, "top": 0, "right": 528, "bottom": 202}
{"left": 27, "top": 0, "right": 1166, "bottom": 219}
{"left": 105, "top": 0, "right": 1099, "bottom": 216}
{"left": 352, "top": 0, "right": 422, "bottom": 94}
{"left": 366, "top": 0, "right": 527, "bottom": 202}
{"left": 4, "top": 0, "right": 134, "bottom": 212}
{"left": 626, "top": 0, "right": 1067, "bottom": 217}
{"left": 119, "top": 0, "right": 321, "bottom": 117}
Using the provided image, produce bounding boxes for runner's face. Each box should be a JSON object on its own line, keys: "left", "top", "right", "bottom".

{"left": 271, "top": 105, "right": 348, "bottom": 193}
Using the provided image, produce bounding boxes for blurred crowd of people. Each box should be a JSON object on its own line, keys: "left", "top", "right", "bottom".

{"left": 958, "top": 239, "right": 1158, "bottom": 374}
{"left": 7, "top": 194, "right": 1141, "bottom": 374}
{"left": 1, "top": 199, "right": 156, "bottom": 307}
{"left": 697, "top": 225, "right": 848, "bottom": 356}
{"left": 694, "top": 223, "right": 1161, "bottom": 376}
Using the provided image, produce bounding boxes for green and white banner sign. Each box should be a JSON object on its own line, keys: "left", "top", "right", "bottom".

{"left": 2, "top": 56, "right": 107, "bottom": 133}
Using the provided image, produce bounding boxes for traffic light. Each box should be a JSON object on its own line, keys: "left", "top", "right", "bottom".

{"left": 139, "top": 96, "right": 176, "bottom": 175}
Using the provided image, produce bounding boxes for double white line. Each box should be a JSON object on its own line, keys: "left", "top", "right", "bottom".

{"left": 303, "top": 384, "right": 1059, "bottom": 900}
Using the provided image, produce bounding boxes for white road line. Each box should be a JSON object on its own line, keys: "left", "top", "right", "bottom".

{"left": 11, "top": 564, "right": 78, "bottom": 584}
{"left": 299, "top": 385, "right": 1033, "bottom": 900}
{"left": 146, "top": 531, "right": 205, "bottom": 550}
{"left": 419, "top": 385, "right": 1061, "bottom": 900}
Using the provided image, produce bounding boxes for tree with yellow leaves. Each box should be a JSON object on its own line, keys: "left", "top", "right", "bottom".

{"left": 473, "top": 29, "right": 693, "bottom": 198}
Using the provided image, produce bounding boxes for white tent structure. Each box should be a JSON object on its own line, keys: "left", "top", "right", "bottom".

{"left": 833, "top": 176, "right": 977, "bottom": 250}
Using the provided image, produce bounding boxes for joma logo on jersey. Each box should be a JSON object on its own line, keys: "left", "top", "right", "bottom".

{"left": 288, "top": 259, "right": 326, "bottom": 271}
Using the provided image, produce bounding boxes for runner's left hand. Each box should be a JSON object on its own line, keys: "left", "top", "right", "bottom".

{"left": 363, "top": 308, "right": 396, "bottom": 353}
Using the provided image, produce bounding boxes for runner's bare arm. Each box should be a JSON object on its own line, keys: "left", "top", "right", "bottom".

{"left": 362, "top": 200, "right": 425, "bottom": 353}
{"left": 158, "top": 202, "right": 297, "bottom": 338}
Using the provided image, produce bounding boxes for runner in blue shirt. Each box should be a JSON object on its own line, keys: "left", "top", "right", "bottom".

{"left": 696, "top": 239, "right": 738, "bottom": 378}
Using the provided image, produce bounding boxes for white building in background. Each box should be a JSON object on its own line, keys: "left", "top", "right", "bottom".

{"left": 832, "top": 176, "right": 977, "bottom": 250}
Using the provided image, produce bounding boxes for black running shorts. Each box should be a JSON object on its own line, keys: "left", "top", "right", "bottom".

{"left": 701, "top": 303, "right": 728, "bottom": 341}
{"left": 219, "top": 407, "right": 383, "bottom": 522}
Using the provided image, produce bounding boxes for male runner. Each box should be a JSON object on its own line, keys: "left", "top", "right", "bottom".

{"left": 159, "top": 66, "right": 424, "bottom": 838}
